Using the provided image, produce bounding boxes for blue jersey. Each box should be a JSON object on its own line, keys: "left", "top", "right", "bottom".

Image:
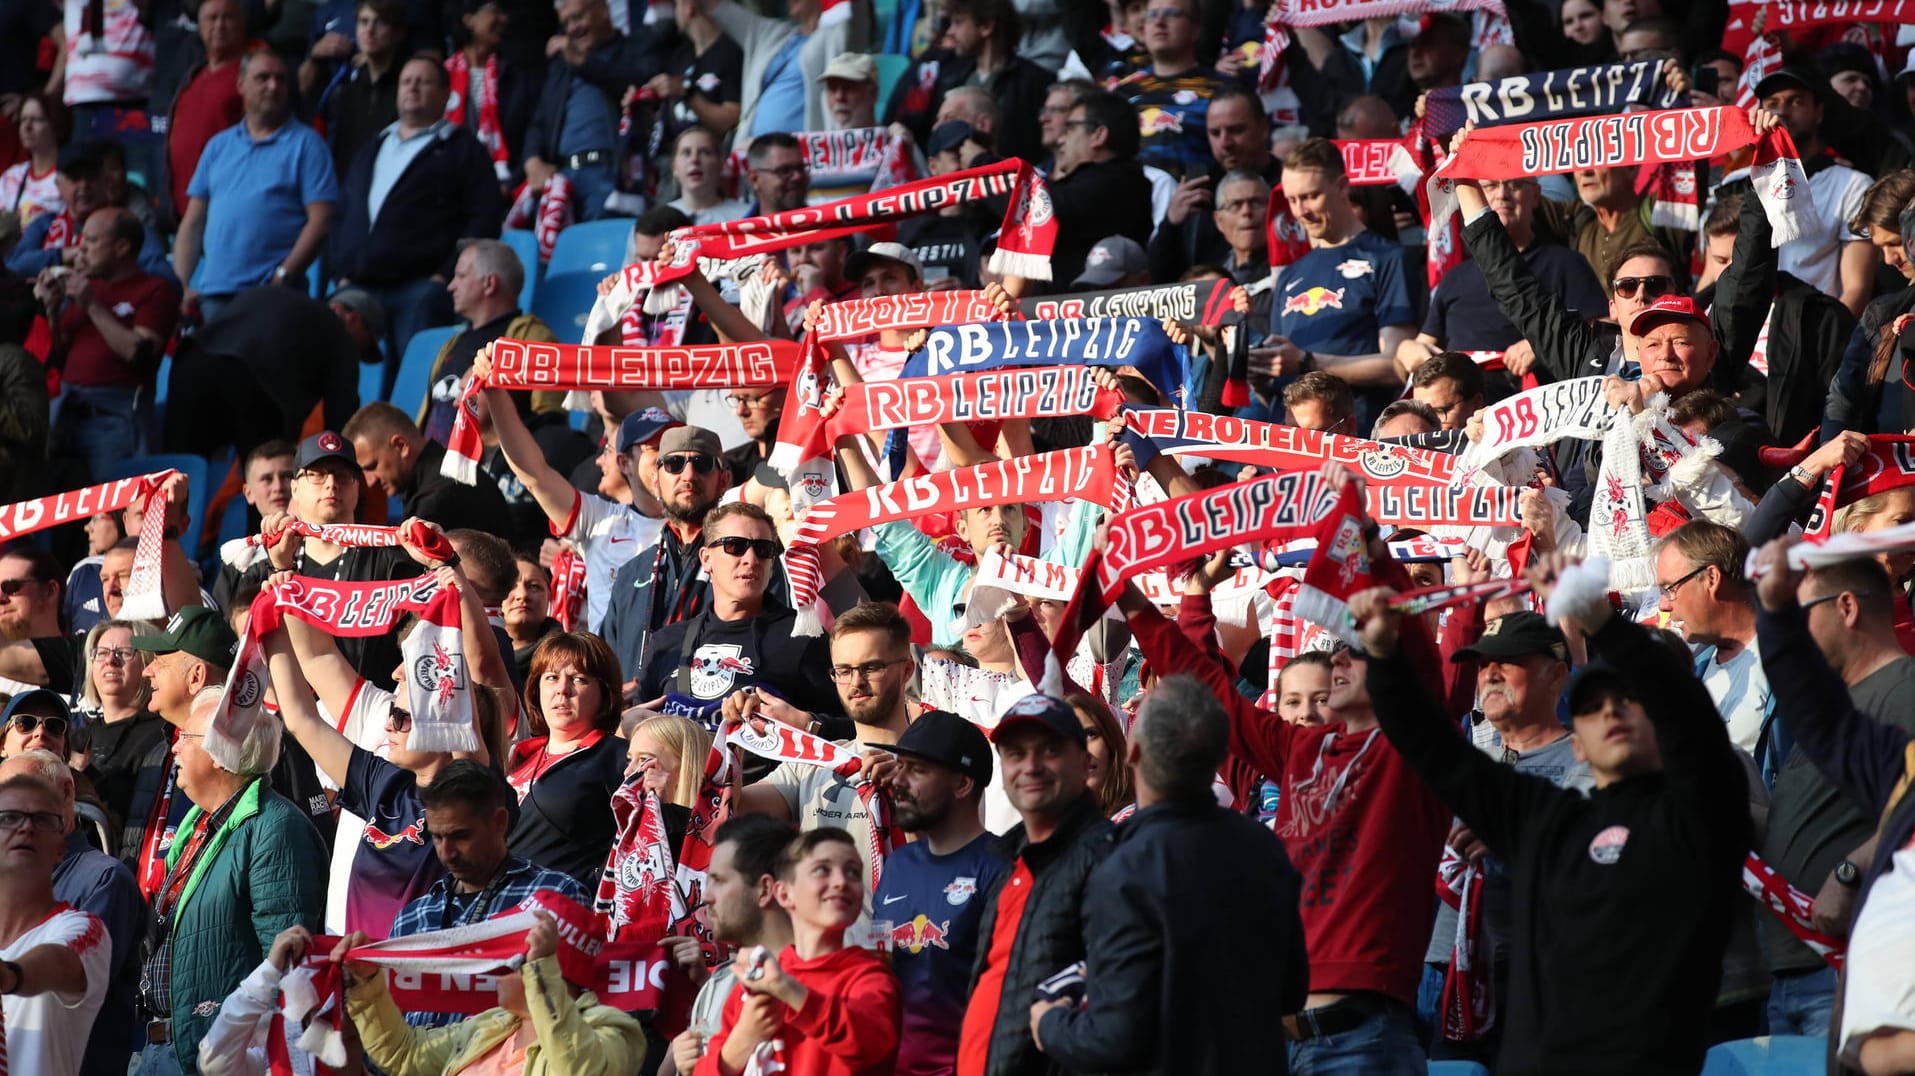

{"left": 872, "top": 832, "right": 1006, "bottom": 1076}
{"left": 339, "top": 748, "right": 443, "bottom": 938}
{"left": 1270, "top": 230, "right": 1416, "bottom": 357}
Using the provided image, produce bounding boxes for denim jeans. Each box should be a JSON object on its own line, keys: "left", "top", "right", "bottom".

{"left": 564, "top": 161, "right": 619, "bottom": 221}
{"left": 1287, "top": 997, "right": 1427, "bottom": 1076}
{"left": 1767, "top": 965, "right": 1838, "bottom": 1037}
{"left": 134, "top": 1041, "right": 184, "bottom": 1076}
{"left": 51, "top": 383, "right": 142, "bottom": 482}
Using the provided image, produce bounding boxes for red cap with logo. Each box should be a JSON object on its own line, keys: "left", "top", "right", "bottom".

{"left": 1629, "top": 295, "right": 1710, "bottom": 337}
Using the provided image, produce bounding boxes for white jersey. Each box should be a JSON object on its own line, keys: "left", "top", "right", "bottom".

{"left": 61, "top": 0, "right": 153, "bottom": 105}
{"left": 1, "top": 906, "right": 111, "bottom": 1076}
{"left": 557, "top": 489, "right": 663, "bottom": 633}
{"left": 318, "top": 680, "right": 397, "bottom": 934}
{"left": 0, "top": 164, "right": 61, "bottom": 227}
{"left": 1776, "top": 163, "right": 1870, "bottom": 300}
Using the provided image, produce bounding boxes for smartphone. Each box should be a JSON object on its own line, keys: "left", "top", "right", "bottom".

{"left": 1693, "top": 66, "right": 1720, "bottom": 97}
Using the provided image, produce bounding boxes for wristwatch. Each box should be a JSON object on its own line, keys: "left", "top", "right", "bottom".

{"left": 1785, "top": 465, "right": 1814, "bottom": 488}
{"left": 0, "top": 959, "right": 23, "bottom": 994}
{"left": 1834, "top": 860, "right": 1861, "bottom": 887}
{"left": 271, "top": 265, "right": 291, "bottom": 285}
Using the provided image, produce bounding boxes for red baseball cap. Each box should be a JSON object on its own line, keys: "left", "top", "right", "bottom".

{"left": 1629, "top": 294, "right": 1710, "bottom": 337}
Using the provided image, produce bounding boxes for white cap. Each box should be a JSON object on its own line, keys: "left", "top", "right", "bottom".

{"left": 845, "top": 241, "right": 924, "bottom": 282}
{"left": 821, "top": 52, "right": 878, "bottom": 83}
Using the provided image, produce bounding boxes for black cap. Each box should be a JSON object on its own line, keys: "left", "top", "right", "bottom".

{"left": 991, "top": 692, "right": 1087, "bottom": 747}
{"left": 296, "top": 430, "right": 360, "bottom": 473}
{"left": 927, "top": 121, "right": 977, "bottom": 158}
{"left": 1451, "top": 611, "right": 1568, "bottom": 664}
{"left": 1566, "top": 660, "right": 1632, "bottom": 717}
{"left": 894, "top": 709, "right": 993, "bottom": 786}
{"left": 57, "top": 141, "right": 108, "bottom": 177}
{"left": 1753, "top": 64, "right": 1827, "bottom": 103}
{"left": 131, "top": 606, "right": 240, "bottom": 668}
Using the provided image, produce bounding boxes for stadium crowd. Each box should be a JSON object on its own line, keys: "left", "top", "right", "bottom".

{"left": 5, "top": 0, "right": 1915, "bottom": 1071}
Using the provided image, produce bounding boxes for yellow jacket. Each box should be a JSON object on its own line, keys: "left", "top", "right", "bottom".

{"left": 346, "top": 955, "right": 646, "bottom": 1076}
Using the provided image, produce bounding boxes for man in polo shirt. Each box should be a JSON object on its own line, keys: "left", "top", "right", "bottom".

{"left": 874, "top": 711, "right": 1004, "bottom": 1076}
{"left": 35, "top": 205, "right": 177, "bottom": 481}
{"left": 956, "top": 693, "right": 1113, "bottom": 1076}
{"left": 173, "top": 49, "right": 338, "bottom": 324}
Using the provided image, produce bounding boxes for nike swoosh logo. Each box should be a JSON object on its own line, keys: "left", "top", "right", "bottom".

{"left": 882, "top": 894, "right": 908, "bottom": 905}
{"left": 608, "top": 537, "right": 631, "bottom": 544}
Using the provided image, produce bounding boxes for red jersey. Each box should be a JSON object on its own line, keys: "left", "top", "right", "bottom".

{"left": 696, "top": 945, "right": 901, "bottom": 1076}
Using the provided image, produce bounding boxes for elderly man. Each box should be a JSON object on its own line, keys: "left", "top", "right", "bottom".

{"left": 419, "top": 240, "right": 560, "bottom": 448}
{"left": 521, "top": 0, "right": 663, "bottom": 219}
{"left": 2, "top": 750, "right": 147, "bottom": 1076}
{"left": 4, "top": 141, "right": 175, "bottom": 283}
{"left": 1655, "top": 521, "right": 1781, "bottom": 780}
{"left": 173, "top": 50, "right": 337, "bottom": 323}
{"left": 132, "top": 689, "right": 326, "bottom": 1076}
{"left": 1033, "top": 677, "right": 1306, "bottom": 1073}
{"left": 0, "top": 772, "right": 113, "bottom": 1076}
{"left": 821, "top": 51, "right": 880, "bottom": 131}
{"left": 35, "top": 205, "right": 177, "bottom": 480}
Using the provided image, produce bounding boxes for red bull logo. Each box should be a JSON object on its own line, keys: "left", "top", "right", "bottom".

{"left": 1282, "top": 286, "right": 1345, "bottom": 316}
{"left": 365, "top": 819, "right": 426, "bottom": 849}
{"left": 889, "top": 914, "right": 952, "bottom": 954}
{"left": 1137, "top": 107, "right": 1184, "bottom": 136}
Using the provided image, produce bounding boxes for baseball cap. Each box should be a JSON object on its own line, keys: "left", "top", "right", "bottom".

{"left": 1072, "top": 235, "right": 1148, "bottom": 288}
{"left": 927, "top": 120, "right": 978, "bottom": 158}
{"left": 845, "top": 241, "right": 923, "bottom": 284}
{"left": 821, "top": 52, "right": 877, "bottom": 83}
{"left": 2, "top": 689, "right": 73, "bottom": 726}
{"left": 657, "top": 425, "right": 724, "bottom": 459}
{"left": 1629, "top": 294, "right": 1710, "bottom": 337}
{"left": 296, "top": 430, "right": 361, "bottom": 473}
{"left": 1451, "top": 611, "right": 1568, "bottom": 664}
{"left": 1753, "top": 64, "right": 1826, "bottom": 102}
{"left": 616, "top": 407, "right": 682, "bottom": 453}
{"left": 328, "top": 287, "right": 388, "bottom": 342}
{"left": 132, "top": 606, "right": 240, "bottom": 668}
{"left": 893, "top": 709, "right": 993, "bottom": 786}
{"left": 56, "top": 141, "right": 108, "bottom": 178}
{"left": 991, "top": 692, "right": 1087, "bottom": 747}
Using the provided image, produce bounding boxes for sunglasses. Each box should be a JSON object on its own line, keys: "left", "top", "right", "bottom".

{"left": 1611, "top": 275, "right": 1675, "bottom": 300}
{"left": 7, "top": 714, "right": 67, "bottom": 737}
{"left": 660, "top": 453, "right": 719, "bottom": 476}
{"left": 707, "top": 536, "right": 781, "bottom": 559}
{"left": 0, "top": 579, "right": 36, "bottom": 596}
{"left": 386, "top": 708, "right": 412, "bottom": 734}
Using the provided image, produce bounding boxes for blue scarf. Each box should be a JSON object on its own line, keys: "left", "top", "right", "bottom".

{"left": 1423, "top": 60, "right": 1682, "bottom": 137}
{"left": 900, "top": 318, "right": 1185, "bottom": 406}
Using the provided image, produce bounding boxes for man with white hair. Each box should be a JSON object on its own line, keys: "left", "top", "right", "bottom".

{"left": 0, "top": 751, "right": 146, "bottom": 1076}
{"left": 132, "top": 690, "right": 326, "bottom": 1076}
{"left": 0, "top": 770, "right": 113, "bottom": 1076}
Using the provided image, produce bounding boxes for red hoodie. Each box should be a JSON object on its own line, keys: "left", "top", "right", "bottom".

{"left": 1128, "top": 588, "right": 1450, "bottom": 1006}
{"left": 695, "top": 945, "right": 901, "bottom": 1076}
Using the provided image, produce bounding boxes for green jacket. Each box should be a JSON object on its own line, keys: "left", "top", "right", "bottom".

{"left": 162, "top": 777, "right": 327, "bottom": 1074}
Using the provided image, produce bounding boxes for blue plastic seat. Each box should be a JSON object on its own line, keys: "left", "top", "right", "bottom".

{"left": 101, "top": 454, "right": 210, "bottom": 555}
{"left": 546, "top": 219, "right": 632, "bottom": 277}
{"left": 530, "top": 271, "right": 604, "bottom": 343}
{"left": 501, "top": 229, "right": 541, "bottom": 310}
{"left": 875, "top": 53, "right": 912, "bottom": 121}
{"left": 388, "top": 326, "right": 460, "bottom": 422}
{"left": 1427, "top": 1063, "right": 1491, "bottom": 1076}
{"left": 1700, "top": 1035, "right": 1827, "bottom": 1075}
{"left": 358, "top": 358, "right": 385, "bottom": 408}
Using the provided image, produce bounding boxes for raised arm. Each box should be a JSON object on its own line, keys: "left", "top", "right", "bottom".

{"left": 473, "top": 344, "right": 593, "bottom": 530}
{"left": 263, "top": 627, "right": 354, "bottom": 787}
{"left": 1455, "top": 175, "right": 1606, "bottom": 383}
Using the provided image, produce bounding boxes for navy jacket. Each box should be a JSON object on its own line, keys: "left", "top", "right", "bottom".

{"left": 331, "top": 121, "right": 505, "bottom": 286}
{"left": 522, "top": 31, "right": 666, "bottom": 164}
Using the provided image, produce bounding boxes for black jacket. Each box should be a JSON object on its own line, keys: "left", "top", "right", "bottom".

{"left": 884, "top": 48, "right": 1054, "bottom": 165}
{"left": 968, "top": 791, "right": 1115, "bottom": 1076}
{"left": 333, "top": 122, "right": 506, "bottom": 286}
{"left": 323, "top": 61, "right": 400, "bottom": 180}
{"left": 522, "top": 31, "right": 664, "bottom": 164}
{"left": 1046, "top": 159, "right": 1154, "bottom": 295}
{"left": 401, "top": 440, "right": 513, "bottom": 534}
{"left": 1697, "top": 271, "right": 1853, "bottom": 447}
{"left": 1146, "top": 157, "right": 1283, "bottom": 283}
{"left": 1036, "top": 799, "right": 1306, "bottom": 1075}
{"left": 1823, "top": 286, "right": 1915, "bottom": 440}
{"left": 1369, "top": 615, "right": 1750, "bottom": 1076}
{"left": 508, "top": 731, "right": 626, "bottom": 888}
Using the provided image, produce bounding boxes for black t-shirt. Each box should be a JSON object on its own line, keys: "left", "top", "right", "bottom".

{"left": 898, "top": 213, "right": 984, "bottom": 290}
{"left": 507, "top": 732, "right": 626, "bottom": 889}
{"left": 637, "top": 606, "right": 841, "bottom": 729}
{"left": 32, "top": 635, "right": 75, "bottom": 695}
{"left": 671, "top": 34, "right": 744, "bottom": 128}
{"left": 404, "top": 441, "right": 514, "bottom": 535}
{"left": 84, "top": 710, "right": 170, "bottom": 829}
{"left": 241, "top": 545, "right": 422, "bottom": 690}
{"left": 1423, "top": 240, "right": 1608, "bottom": 351}
{"left": 423, "top": 312, "right": 540, "bottom": 447}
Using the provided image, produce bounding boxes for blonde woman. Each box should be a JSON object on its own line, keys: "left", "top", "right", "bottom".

{"left": 628, "top": 714, "right": 712, "bottom": 808}
{"left": 1835, "top": 487, "right": 1915, "bottom": 651}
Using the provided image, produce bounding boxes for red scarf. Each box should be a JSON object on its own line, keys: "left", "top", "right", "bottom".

{"left": 1292, "top": 483, "right": 1381, "bottom": 636}
{"left": 504, "top": 174, "right": 574, "bottom": 262}
{"left": 444, "top": 51, "right": 509, "bottom": 181}
{"left": 1804, "top": 435, "right": 1915, "bottom": 537}
{"left": 1743, "top": 851, "right": 1845, "bottom": 968}
{"left": 597, "top": 744, "right": 732, "bottom": 960}
{"left": 1434, "top": 848, "right": 1494, "bottom": 1042}
{"left": 724, "top": 721, "right": 900, "bottom": 894}
{"left": 0, "top": 472, "right": 172, "bottom": 619}
{"left": 43, "top": 210, "right": 75, "bottom": 250}
{"left": 810, "top": 291, "right": 1006, "bottom": 341}
{"left": 550, "top": 547, "right": 586, "bottom": 631}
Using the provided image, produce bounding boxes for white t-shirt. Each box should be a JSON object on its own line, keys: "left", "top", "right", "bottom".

{"left": 1, "top": 906, "right": 111, "bottom": 1076}
{"left": 1696, "top": 643, "right": 1771, "bottom": 754}
{"left": 0, "top": 164, "right": 61, "bottom": 227}
{"left": 1776, "top": 163, "right": 1870, "bottom": 300}
{"left": 62, "top": 0, "right": 154, "bottom": 106}
{"left": 1840, "top": 845, "right": 1915, "bottom": 1067}
{"left": 318, "top": 679, "right": 398, "bottom": 934}
{"left": 557, "top": 489, "right": 664, "bottom": 634}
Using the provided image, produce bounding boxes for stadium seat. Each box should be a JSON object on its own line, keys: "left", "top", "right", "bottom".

{"left": 875, "top": 53, "right": 912, "bottom": 120}
{"left": 388, "top": 326, "right": 460, "bottom": 421}
{"left": 215, "top": 493, "right": 251, "bottom": 548}
{"left": 359, "top": 357, "right": 385, "bottom": 408}
{"left": 501, "top": 228, "right": 541, "bottom": 309}
{"left": 102, "top": 453, "right": 210, "bottom": 554}
{"left": 1700, "top": 1035, "right": 1826, "bottom": 1075}
{"left": 531, "top": 271, "right": 603, "bottom": 343}
{"left": 1427, "top": 1063, "right": 1491, "bottom": 1076}
{"left": 546, "top": 219, "right": 632, "bottom": 276}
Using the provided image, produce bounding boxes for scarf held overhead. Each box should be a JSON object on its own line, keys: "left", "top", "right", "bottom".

{"left": 811, "top": 291, "right": 1007, "bottom": 341}
{"left": 1422, "top": 60, "right": 1683, "bottom": 136}
{"left": 1020, "top": 278, "right": 1240, "bottom": 325}
{"left": 0, "top": 471, "right": 174, "bottom": 622}
{"left": 902, "top": 317, "right": 1185, "bottom": 406}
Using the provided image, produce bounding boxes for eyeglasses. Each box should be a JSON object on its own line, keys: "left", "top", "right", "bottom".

{"left": 724, "top": 393, "right": 775, "bottom": 410}
{"left": 707, "top": 536, "right": 781, "bottom": 559}
{"left": 1611, "top": 275, "right": 1675, "bottom": 300}
{"left": 1062, "top": 119, "right": 1101, "bottom": 132}
{"left": 89, "top": 647, "right": 138, "bottom": 664}
{"left": 1040, "top": 103, "right": 1073, "bottom": 115}
{"left": 752, "top": 163, "right": 809, "bottom": 180}
{"left": 1143, "top": 6, "right": 1189, "bottom": 19}
{"left": 828, "top": 658, "right": 911, "bottom": 683}
{"left": 1217, "top": 198, "right": 1264, "bottom": 215}
{"left": 6, "top": 715, "right": 67, "bottom": 738}
{"left": 660, "top": 453, "right": 719, "bottom": 475}
{"left": 1658, "top": 563, "right": 1709, "bottom": 598}
{"left": 1802, "top": 591, "right": 1876, "bottom": 612}
{"left": 0, "top": 579, "right": 36, "bottom": 597}
{"left": 0, "top": 810, "right": 63, "bottom": 835}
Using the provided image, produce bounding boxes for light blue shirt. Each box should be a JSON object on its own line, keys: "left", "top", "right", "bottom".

{"left": 368, "top": 120, "right": 446, "bottom": 225}
{"left": 187, "top": 118, "right": 339, "bottom": 295}
{"left": 750, "top": 34, "right": 807, "bottom": 138}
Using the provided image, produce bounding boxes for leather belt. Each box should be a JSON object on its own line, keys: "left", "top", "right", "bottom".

{"left": 146, "top": 1018, "right": 171, "bottom": 1045}
{"left": 1282, "top": 995, "right": 1391, "bottom": 1042}
{"left": 564, "top": 149, "right": 612, "bottom": 170}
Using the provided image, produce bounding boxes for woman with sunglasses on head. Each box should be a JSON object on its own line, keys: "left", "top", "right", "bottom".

{"left": 76, "top": 620, "right": 168, "bottom": 833}
{"left": 635, "top": 503, "right": 844, "bottom": 737}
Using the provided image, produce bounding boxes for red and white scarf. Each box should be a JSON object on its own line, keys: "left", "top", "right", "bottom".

{"left": 0, "top": 471, "right": 172, "bottom": 621}
{"left": 444, "top": 51, "right": 509, "bottom": 181}
{"left": 43, "top": 210, "right": 76, "bottom": 250}
{"left": 1743, "top": 850, "right": 1845, "bottom": 969}
{"left": 811, "top": 291, "right": 1006, "bottom": 341}
{"left": 504, "top": 173, "right": 575, "bottom": 263}
{"left": 1428, "top": 107, "right": 1809, "bottom": 266}
{"left": 1435, "top": 848, "right": 1495, "bottom": 1042}
{"left": 598, "top": 742, "right": 732, "bottom": 961}
{"left": 725, "top": 720, "right": 900, "bottom": 894}
{"left": 1455, "top": 377, "right": 1614, "bottom": 478}
{"left": 1797, "top": 435, "right": 1915, "bottom": 537}
{"left": 444, "top": 338, "right": 802, "bottom": 483}
{"left": 550, "top": 547, "right": 586, "bottom": 631}
{"left": 654, "top": 160, "right": 1057, "bottom": 286}
{"left": 722, "top": 126, "right": 920, "bottom": 203}
{"left": 1292, "top": 483, "right": 1381, "bottom": 637}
